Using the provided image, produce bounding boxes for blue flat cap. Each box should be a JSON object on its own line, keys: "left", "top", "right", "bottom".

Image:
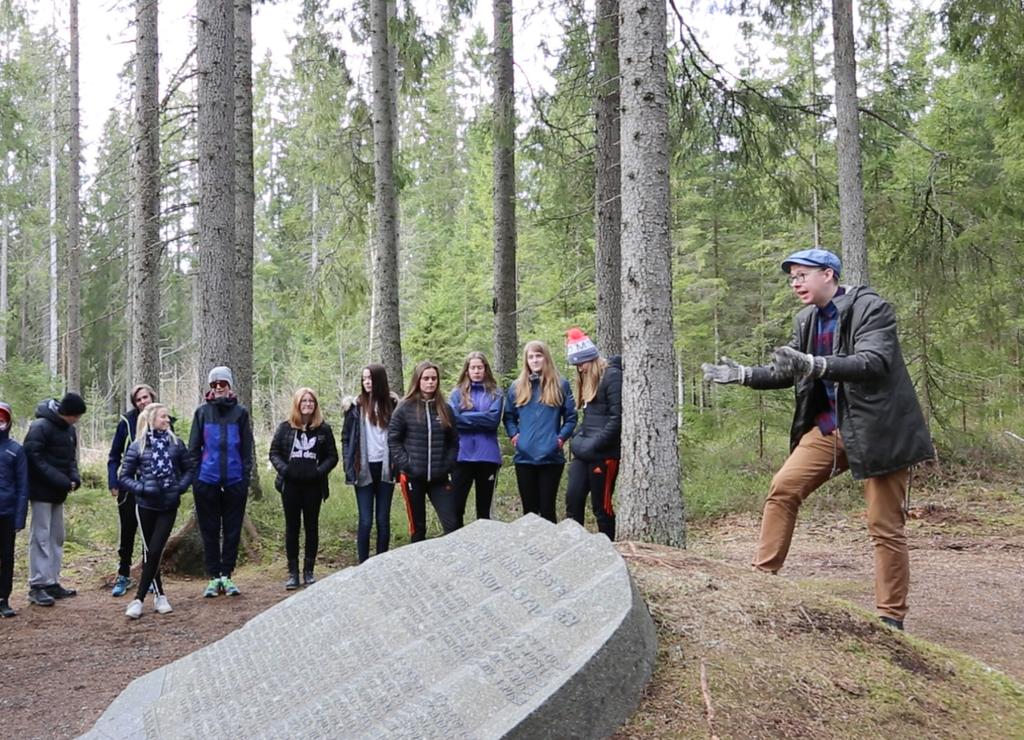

{"left": 781, "top": 248, "right": 841, "bottom": 277}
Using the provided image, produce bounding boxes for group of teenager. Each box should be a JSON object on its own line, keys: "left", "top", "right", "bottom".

{"left": 89, "top": 327, "right": 623, "bottom": 618}
{"left": 1, "top": 245, "right": 932, "bottom": 631}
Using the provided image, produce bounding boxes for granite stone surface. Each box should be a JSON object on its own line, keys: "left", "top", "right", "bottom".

{"left": 83, "top": 515, "right": 657, "bottom": 739}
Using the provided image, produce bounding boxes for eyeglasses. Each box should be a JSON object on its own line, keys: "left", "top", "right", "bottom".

{"left": 210, "top": 380, "right": 230, "bottom": 389}
{"left": 788, "top": 269, "right": 822, "bottom": 286}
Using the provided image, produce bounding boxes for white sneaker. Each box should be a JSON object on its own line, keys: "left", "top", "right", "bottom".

{"left": 125, "top": 599, "right": 143, "bottom": 619}
{"left": 154, "top": 595, "right": 173, "bottom": 614}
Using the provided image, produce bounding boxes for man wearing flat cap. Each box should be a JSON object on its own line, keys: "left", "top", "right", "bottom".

{"left": 702, "top": 248, "right": 934, "bottom": 631}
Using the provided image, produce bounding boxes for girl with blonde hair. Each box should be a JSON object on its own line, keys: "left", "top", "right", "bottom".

{"left": 269, "top": 387, "right": 339, "bottom": 589}
{"left": 503, "top": 341, "right": 577, "bottom": 522}
{"left": 118, "top": 403, "right": 193, "bottom": 619}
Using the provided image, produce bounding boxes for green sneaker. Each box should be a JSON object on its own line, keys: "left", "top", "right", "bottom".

{"left": 203, "top": 578, "right": 221, "bottom": 598}
{"left": 221, "top": 577, "right": 240, "bottom": 596}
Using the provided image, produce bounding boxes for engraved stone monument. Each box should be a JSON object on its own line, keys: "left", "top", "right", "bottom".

{"left": 84, "top": 515, "right": 657, "bottom": 739}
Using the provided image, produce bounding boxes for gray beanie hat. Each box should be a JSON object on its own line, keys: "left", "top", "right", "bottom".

{"left": 207, "top": 366, "right": 235, "bottom": 389}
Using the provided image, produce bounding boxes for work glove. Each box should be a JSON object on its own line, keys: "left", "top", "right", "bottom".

{"left": 701, "top": 357, "right": 749, "bottom": 385}
{"left": 772, "top": 346, "right": 827, "bottom": 380}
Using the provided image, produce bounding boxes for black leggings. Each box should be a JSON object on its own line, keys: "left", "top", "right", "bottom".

{"left": 451, "top": 462, "right": 501, "bottom": 527}
{"left": 115, "top": 489, "right": 138, "bottom": 577}
{"left": 514, "top": 463, "right": 564, "bottom": 523}
{"left": 134, "top": 506, "right": 177, "bottom": 600}
{"left": 400, "top": 476, "right": 459, "bottom": 542}
{"left": 0, "top": 514, "right": 15, "bottom": 600}
{"left": 565, "top": 457, "right": 619, "bottom": 540}
{"left": 281, "top": 484, "right": 322, "bottom": 566}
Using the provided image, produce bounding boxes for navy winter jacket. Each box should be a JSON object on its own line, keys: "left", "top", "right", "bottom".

{"left": 0, "top": 429, "right": 29, "bottom": 529}
{"left": 118, "top": 433, "right": 194, "bottom": 512}
{"left": 107, "top": 408, "right": 140, "bottom": 490}
{"left": 503, "top": 377, "right": 577, "bottom": 466}
{"left": 388, "top": 399, "right": 459, "bottom": 482}
{"left": 570, "top": 356, "right": 623, "bottom": 462}
{"left": 449, "top": 383, "right": 504, "bottom": 465}
{"left": 188, "top": 393, "right": 254, "bottom": 487}
{"left": 24, "top": 399, "right": 81, "bottom": 504}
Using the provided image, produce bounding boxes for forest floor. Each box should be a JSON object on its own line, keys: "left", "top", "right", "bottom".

{"left": 2, "top": 480, "right": 1022, "bottom": 738}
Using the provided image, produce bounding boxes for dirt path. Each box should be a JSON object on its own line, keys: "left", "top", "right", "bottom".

{"left": 2, "top": 492, "right": 1021, "bottom": 738}
{"left": 689, "top": 499, "right": 1024, "bottom": 682}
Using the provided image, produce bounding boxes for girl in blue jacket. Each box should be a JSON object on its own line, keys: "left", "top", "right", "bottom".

{"left": 0, "top": 402, "right": 28, "bottom": 618}
{"left": 503, "top": 341, "right": 577, "bottom": 523}
{"left": 119, "top": 404, "right": 193, "bottom": 619}
{"left": 449, "top": 352, "right": 504, "bottom": 528}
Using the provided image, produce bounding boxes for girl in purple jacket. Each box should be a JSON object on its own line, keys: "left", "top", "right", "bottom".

{"left": 448, "top": 352, "right": 504, "bottom": 528}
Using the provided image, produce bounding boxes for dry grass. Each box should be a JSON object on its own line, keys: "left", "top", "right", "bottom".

{"left": 613, "top": 542, "right": 1024, "bottom": 739}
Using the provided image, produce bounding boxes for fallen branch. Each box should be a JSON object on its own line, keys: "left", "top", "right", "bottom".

{"left": 700, "top": 658, "right": 720, "bottom": 740}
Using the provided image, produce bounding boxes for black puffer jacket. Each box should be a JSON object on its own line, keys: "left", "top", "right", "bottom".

{"left": 24, "top": 399, "right": 81, "bottom": 504}
{"left": 118, "top": 433, "right": 194, "bottom": 511}
{"left": 749, "top": 285, "right": 935, "bottom": 479}
{"left": 571, "top": 356, "right": 623, "bottom": 462}
{"left": 268, "top": 421, "right": 339, "bottom": 498}
{"left": 388, "top": 398, "right": 458, "bottom": 482}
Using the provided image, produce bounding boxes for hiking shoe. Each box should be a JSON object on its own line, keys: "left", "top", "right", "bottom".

{"left": 125, "top": 599, "right": 144, "bottom": 619}
{"left": 221, "top": 577, "right": 240, "bottom": 596}
{"left": 880, "top": 616, "right": 904, "bottom": 631}
{"left": 203, "top": 578, "right": 221, "bottom": 598}
{"left": 45, "top": 583, "right": 77, "bottom": 599}
{"left": 27, "top": 588, "right": 55, "bottom": 606}
{"left": 111, "top": 575, "right": 131, "bottom": 597}
{"left": 154, "top": 595, "right": 173, "bottom": 614}
{"left": 0, "top": 598, "right": 15, "bottom": 618}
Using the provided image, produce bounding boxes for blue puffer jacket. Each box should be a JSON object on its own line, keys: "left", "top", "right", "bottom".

{"left": 119, "top": 432, "right": 194, "bottom": 511}
{"left": 187, "top": 393, "right": 254, "bottom": 487}
{"left": 503, "top": 376, "right": 577, "bottom": 465}
{"left": 0, "top": 428, "right": 29, "bottom": 529}
{"left": 449, "top": 383, "right": 504, "bottom": 465}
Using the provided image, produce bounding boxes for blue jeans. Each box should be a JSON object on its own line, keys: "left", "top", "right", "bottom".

{"left": 355, "top": 462, "right": 393, "bottom": 563}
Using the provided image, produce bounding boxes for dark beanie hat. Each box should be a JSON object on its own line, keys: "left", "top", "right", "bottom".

{"left": 58, "top": 392, "right": 87, "bottom": 416}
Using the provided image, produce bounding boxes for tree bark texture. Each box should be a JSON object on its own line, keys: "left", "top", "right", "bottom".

{"left": 370, "top": 0, "right": 404, "bottom": 391}
{"left": 594, "top": 0, "right": 622, "bottom": 356}
{"left": 47, "top": 63, "right": 58, "bottom": 377}
{"left": 196, "top": 0, "right": 235, "bottom": 385}
{"left": 233, "top": 0, "right": 255, "bottom": 412}
{"left": 66, "top": 0, "right": 81, "bottom": 391}
{"left": 831, "top": 0, "right": 868, "bottom": 286}
{"left": 617, "top": 0, "right": 686, "bottom": 547}
{"left": 131, "top": 0, "right": 161, "bottom": 392}
{"left": 491, "top": 0, "right": 518, "bottom": 380}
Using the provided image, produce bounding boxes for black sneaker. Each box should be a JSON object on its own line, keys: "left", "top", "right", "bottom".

{"left": 27, "top": 588, "right": 55, "bottom": 607}
{"left": 0, "top": 599, "right": 16, "bottom": 617}
{"left": 880, "top": 616, "right": 904, "bottom": 631}
{"left": 45, "top": 584, "right": 77, "bottom": 599}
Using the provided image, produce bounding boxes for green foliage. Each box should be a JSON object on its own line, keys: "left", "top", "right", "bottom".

{"left": 0, "top": 356, "right": 62, "bottom": 422}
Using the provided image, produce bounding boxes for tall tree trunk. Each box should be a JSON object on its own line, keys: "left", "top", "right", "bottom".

{"left": 370, "top": 0, "right": 403, "bottom": 390}
{"left": 233, "top": 0, "right": 254, "bottom": 411}
{"left": 617, "top": 0, "right": 686, "bottom": 547}
{"left": 47, "top": 61, "right": 58, "bottom": 377}
{"left": 196, "top": 0, "right": 235, "bottom": 384}
{"left": 831, "top": 0, "right": 868, "bottom": 285}
{"left": 491, "top": 0, "right": 518, "bottom": 379}
{"left": 594, "top": 0, "right": 622, "bottom": 356}
{"left": 131, "top": 0, "right": 161, "bottom": 391}
{"left": 0, "top": 155, "right": 8, "bottom": 370}
{"left": 66, "top": 0, "right": 81, "bottom": 391}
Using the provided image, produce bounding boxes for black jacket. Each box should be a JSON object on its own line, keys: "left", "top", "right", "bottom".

{"left": 341, "top": 394, "right": 398, "bottom": 487}
{"left": 571, "top": 356, "right": 623, "bottom": 462}
{"left": 268, "top": 421, "right": 339, "bottom": 498}
{"left": 118, "top": 433, "right": 194, "bottom": 512}
{"left": 388, "top": 399, "right": 458, "bottom": 482}
{"left": 107, "top": 408, "right": 140, "bottom": 490}
{"left": 749, "top": 286, "right": 935, "bottom": 479}
{"left": 24, "top": 399, "right": 81, "bottom": 504}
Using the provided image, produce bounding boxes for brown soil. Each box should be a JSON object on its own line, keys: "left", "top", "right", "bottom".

{"left": 2, "top": 486, "right": 1021, "bottom": 738}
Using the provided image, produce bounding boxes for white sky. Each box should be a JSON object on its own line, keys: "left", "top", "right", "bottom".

{"left": 31, "top": 0, "right": 752, "bottom": 173}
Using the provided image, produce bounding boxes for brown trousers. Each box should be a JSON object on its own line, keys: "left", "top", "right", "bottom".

{"left": 753, "top": 428, "right": 910, "bottom": 619}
